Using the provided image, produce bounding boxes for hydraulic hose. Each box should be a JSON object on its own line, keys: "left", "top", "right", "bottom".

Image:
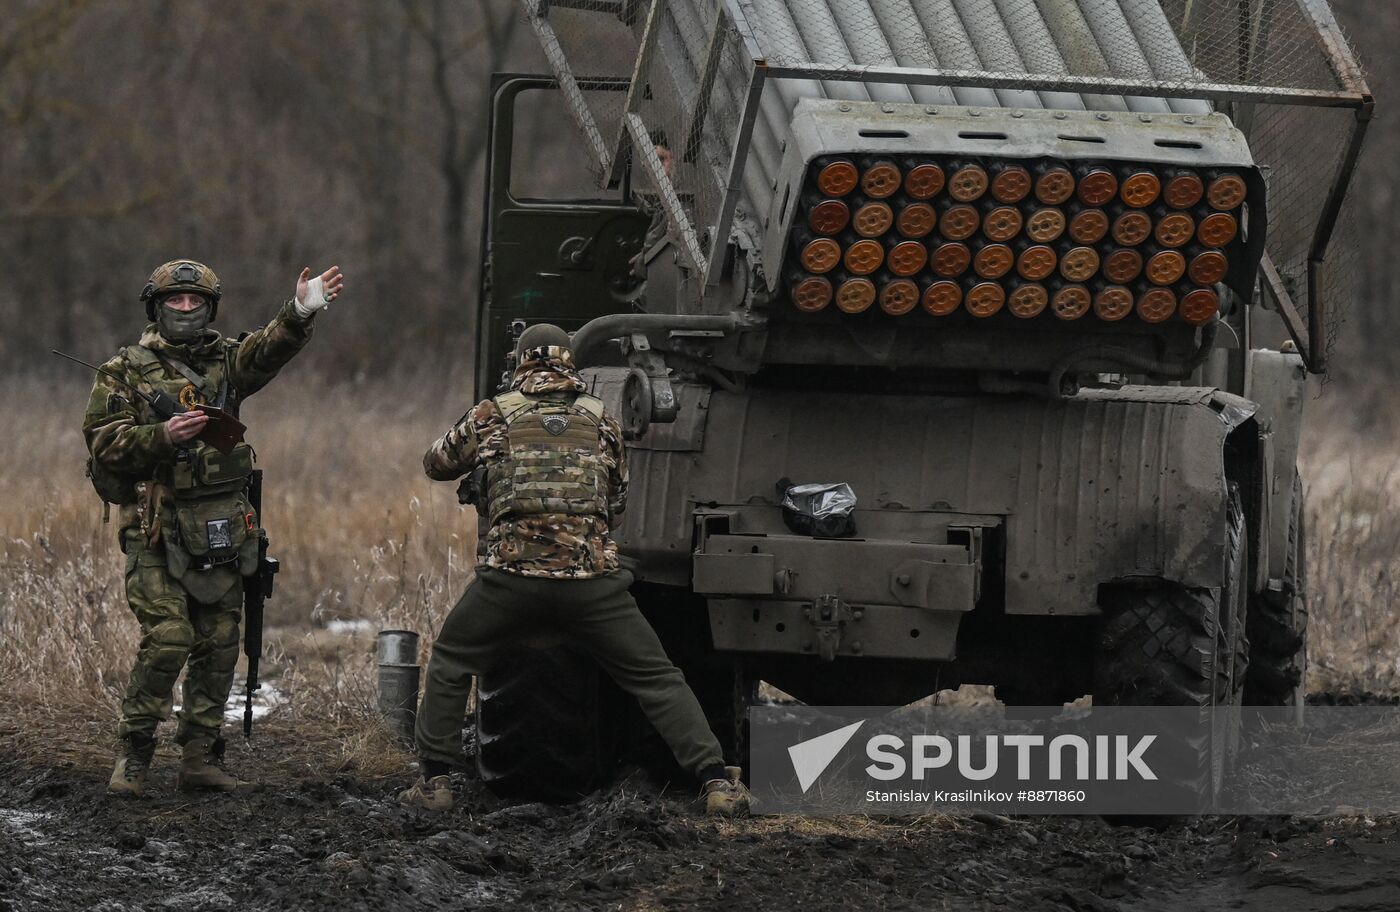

{"left": 570, "top": 313, "right": 741, "bottom": 366}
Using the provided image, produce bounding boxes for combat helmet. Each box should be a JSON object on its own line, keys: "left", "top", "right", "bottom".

{"left": 141, "top": 260, "right": 222, "bottom": 320}
{"left": 514, "top": 323, "right": 572, "bottom": 361}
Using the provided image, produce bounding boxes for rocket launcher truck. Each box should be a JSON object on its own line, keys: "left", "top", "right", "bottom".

{"left": 470, "top": 0, "right": 1372, "bottom": 804}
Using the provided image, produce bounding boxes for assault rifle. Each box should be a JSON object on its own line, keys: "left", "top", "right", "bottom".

{"left": 455, "top": 465, "right": 488, "bottom": 510}
{"left": 243, "top": 469, "right": 278, "bottom": 738}
{"left": 51, "top": 349, "right": 246, "bottom": 454}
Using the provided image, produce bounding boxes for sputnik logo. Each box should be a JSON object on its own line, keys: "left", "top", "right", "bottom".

{"left": 788, "top": 720, "right": 865, "bottom": 793}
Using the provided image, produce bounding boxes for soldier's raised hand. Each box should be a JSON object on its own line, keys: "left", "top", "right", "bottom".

{"left": 294, "top": 265, "right": 344, "bottom": 318}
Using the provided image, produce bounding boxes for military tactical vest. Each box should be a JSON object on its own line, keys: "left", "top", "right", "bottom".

{"left": 88, "top": 344, "right": 235, "bottom": 504}
{"left": 113, "top": 344, "right": 260, "bottom": 582}
{"left": 484, "top": 390, "right": 609, "bottom": 527}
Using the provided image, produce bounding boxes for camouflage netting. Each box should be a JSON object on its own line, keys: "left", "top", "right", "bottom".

{"left": 521, "top": 0, "right": 1368, "bottom": 356}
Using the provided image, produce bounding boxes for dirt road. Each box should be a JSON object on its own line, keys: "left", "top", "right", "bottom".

{"left": 2, "top": 724, "right": 1399, "bottom": 912}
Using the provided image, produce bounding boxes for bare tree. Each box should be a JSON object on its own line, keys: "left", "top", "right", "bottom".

{"left": 400, "top": 0, "right": 518, "bottom": 291}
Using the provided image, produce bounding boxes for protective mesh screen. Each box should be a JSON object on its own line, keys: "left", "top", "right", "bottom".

{"left": 521, "top": 2, "right": 641, "bottom": 186}
{"left": 632, "top": 0, "right": 758, "bottom": 274}
{"left": 1250, "top": 102, "right": 1358, "bottom": 361}
{"left": 521, "top": 0, "right": 762, "bottom": 279}
{"left": 525, "top": 0, "right": 1366, "bottom": 348}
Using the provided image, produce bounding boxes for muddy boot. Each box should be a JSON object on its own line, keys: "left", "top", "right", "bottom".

{"left": 177, "top": 737, "right": 244, "bottom": 792}
{"left": 108, "top": 734, "right": 155, "bottom": 798}
{"left": 398, "top": 775, "right": 454, "bottom": 812}
{"left": 701, "top": 766, "right": 752, "bottom": 817}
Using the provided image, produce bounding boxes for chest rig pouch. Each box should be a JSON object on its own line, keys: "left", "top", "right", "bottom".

{"left": 165, "top": 440, "right": 260, "bottom": 579}
{"left": 485, "top": 390, "right": 609, "bottom": 526}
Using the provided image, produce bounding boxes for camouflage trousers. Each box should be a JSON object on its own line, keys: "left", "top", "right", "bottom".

{"left": 119, "top": 536, "right": 242, "bottom": 743}
{"left": 416, "top": 567, "right": 724, "bottom": 776}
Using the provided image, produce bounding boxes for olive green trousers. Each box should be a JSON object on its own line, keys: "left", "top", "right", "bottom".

{"left": 120, "top": 540, "right": 242, "bottom": 743}
{"left": 415, "top": 567, "right": 724, "bottom": 777}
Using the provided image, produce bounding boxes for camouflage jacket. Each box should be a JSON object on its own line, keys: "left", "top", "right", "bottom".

{"left": 424, "top": 345, "right": 627, "bottom": 579}
{"left": 83, "top": 301, "right": 315, "bottom": 532}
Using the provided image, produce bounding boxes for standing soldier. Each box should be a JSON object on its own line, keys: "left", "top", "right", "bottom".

{"left": 87, "top": 259, "right": 343, "bottom": 796}
{"left": 400, "top": 324, "right": 750, "bottom": 816}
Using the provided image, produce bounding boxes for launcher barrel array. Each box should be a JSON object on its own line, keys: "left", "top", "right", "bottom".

{"left": 787, "top": 154, "right": 1244, "bottom": 325}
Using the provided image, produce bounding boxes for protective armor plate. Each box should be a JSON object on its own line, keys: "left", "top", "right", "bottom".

{"left": 486, "top": 392, "right": 608, "bottom": 527}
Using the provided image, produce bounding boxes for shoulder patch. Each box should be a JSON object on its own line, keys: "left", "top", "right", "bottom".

{"left": 573, "top": 394, "right": 606, "bottom": 423}
{"left": 494, "top": 390, "right": 532, "bottom": 421}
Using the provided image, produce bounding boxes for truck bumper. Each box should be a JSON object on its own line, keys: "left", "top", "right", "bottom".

{"left": 698, "top": 533, "right": 978, "bottom": 660}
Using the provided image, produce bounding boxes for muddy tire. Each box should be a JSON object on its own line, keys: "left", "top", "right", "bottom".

{"left": 627, "top": 584, "right": 751, "bottom": 780}
{"left": 1244, "top": 473, "right": 1307, "bottom": 714}
{"left": 1094, "top": 485, "right": 1246, "bottom": 812}
{"left": 475, "top": 646, "right": 621, "bottom": 801}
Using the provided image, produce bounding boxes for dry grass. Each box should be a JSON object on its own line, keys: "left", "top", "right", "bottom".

{"left": 1301, "top": 427, "right": 1400, "bottom": 694}
{"left": 1, "top": 371, "right": 1396, "bottom": 773}
{"left": 0, "top": 371, "right": 476, "bottom": 770}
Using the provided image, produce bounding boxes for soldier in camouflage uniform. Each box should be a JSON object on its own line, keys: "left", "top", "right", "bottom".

{"left": 86, "top": 259, "right": 343, "bottom": 797}
{"left": 400, "top": 323, "right": 750, "bottom": 816}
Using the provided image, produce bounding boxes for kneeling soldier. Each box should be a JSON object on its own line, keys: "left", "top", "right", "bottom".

{"left": 401, "top": 324, "right": 749, "bottom": 816}
{"left": 86, "top": 259, "right": 343, "bottom": 796}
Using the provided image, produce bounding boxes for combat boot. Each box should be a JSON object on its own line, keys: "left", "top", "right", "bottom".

{"left": 108, "top": 734, "right": 155, "bottom": 798}
{"left": 177, "top": 736, "right": 244, "bottom": 792}
{"left": 701, "top": 766, "right": 752, "bottom": 817}
{"left": 398, "top": 775, "right": 454, "bottom": 812}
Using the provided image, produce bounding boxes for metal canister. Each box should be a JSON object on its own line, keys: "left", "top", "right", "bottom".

{"left": 376, "top": 629, "right": 421, "bottom": 743}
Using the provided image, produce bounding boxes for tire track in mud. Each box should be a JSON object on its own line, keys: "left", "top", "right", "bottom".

{"left": 2, "top": 739, "right": 1400, "bottom": 912}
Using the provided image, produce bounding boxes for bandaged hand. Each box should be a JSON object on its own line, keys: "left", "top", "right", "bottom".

{"left": 294, "top": 265, "right": 345, "bottom": 318}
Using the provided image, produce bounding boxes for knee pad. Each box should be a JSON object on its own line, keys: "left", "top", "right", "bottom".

{"left": 206, "top": 639, "right": 240, "bottom": 674}
{"left": 147, "top": 618, "right": 195, "bottom": 672}
{"left": 206, "top": 613, "right": 241, "bottom": 651}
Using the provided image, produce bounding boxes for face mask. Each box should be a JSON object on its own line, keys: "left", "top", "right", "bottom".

{"left": 158, "top": 300, "right": 211, "bottom": 343}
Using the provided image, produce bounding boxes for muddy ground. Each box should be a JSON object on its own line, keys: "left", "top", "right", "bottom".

{"left": 2, "top": 722, "right": 1400, "bottom": 912}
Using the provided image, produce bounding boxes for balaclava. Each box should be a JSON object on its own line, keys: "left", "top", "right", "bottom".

{"left": 157, "top": 296, "right": 212, "bottom": 343}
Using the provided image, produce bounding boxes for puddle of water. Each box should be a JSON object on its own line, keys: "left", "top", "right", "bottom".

{"left": 327, "top": 619, "right": 373, "bottom": 635}
{"left": 171, "top": 682, "right": 287, "bottom": 722}
{"left": 223, "top": 682, "right": 286, "bottom": 722}
{"left": 0, "top": 808, "right": 52, "bottom": 845}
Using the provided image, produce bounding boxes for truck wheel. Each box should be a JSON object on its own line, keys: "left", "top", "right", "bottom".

{"left": 1244, "top": 473, "right": 1307, "bottom": 715}
{"left": 474, "top": 645, "right": 622, "bottom": 801}
{"left": 1094, "top": 485, "right": 1246, "bottom": 811}
{"left": 626, "top": 584, "right": 751, "bottom": 780}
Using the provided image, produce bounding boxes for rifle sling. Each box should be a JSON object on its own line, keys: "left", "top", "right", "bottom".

{"left": 142, "top": 346, "right": 227, "bottom": 407}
